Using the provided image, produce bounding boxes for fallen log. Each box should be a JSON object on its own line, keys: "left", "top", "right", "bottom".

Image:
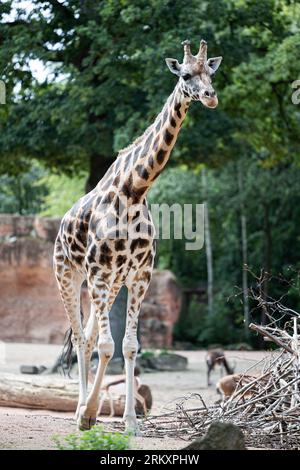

{"left": 0, "top": 374, "right": 152, "bottom": 416}
{"left": 0, "top": 373, "right": 78, "bottom": 411}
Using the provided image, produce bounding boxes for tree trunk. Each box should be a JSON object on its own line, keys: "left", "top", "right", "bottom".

{"left": 16, "top": 175, "right": 23, "bottom": 215}
{"left": 261, "top": 203, "right": 272, "bottom": 326}
{"left": 237, "top": 164, "right": 250, "bottom": 336}
{"left": 202, "top": 169, "right": 213, "bottom": 316}
{"left": 109, "top": 286, "right": 128, "bottom": 359}
{"left": 85, "top": 153, "right": 115, "bottom": 193}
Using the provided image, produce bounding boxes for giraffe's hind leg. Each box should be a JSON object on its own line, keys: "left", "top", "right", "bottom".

{"left": 84, "top": 303, "right": 98, "bottom": 384}
{"left": 123, "top": 266, "right": 153, "bottom": 435}
{"left": 54, "top": 241, "right": 87, "bottom": 420}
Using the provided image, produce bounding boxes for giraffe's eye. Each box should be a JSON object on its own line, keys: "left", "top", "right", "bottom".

{"left": 182, "top": 73, "right": 192, "bottom": 81}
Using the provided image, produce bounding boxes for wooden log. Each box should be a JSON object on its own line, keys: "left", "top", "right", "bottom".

{"left": 0, "top": 374, "right": 152, "bottom": 416}
{"left": 0, "top": 374, "right": 78, "bottom": 411}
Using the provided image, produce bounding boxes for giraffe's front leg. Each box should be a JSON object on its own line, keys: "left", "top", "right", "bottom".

{"left": 75, "top": 304, "right": 98, "bottom": 421}
{"left": 123, "top": 268, "right": 153, "bottom": 435}
{"left": 84, "top": 303, "right": 98, "bottom": 384}
{"left": 122, "top": 336, "right": 140, "bottom": 435}
{"left": 77, "top": 280, "right": 118, "bottom": 431}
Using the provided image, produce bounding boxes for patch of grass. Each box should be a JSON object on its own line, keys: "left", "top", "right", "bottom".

{"left": 140, "top": 350, "right": 155, "bottom": 359}
{"left": 0, "top": 442, "right": 13, "bottom": 449}
{"left": 141, "top": 349, "right": 172, "bottom": 359}
{"left": 52, "top": 425, "right": 130, "bottom": 450}
{"left": 158, "top": 348, "right": 170, "bottom": 356}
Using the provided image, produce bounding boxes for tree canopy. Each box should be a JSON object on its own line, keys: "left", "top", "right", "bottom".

{"left": 1, "top": 0, "right": 299, "bottom": 188}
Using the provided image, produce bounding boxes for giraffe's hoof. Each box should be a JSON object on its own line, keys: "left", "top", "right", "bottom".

{"left": 77, "top": 415, "right": 97, "bottom": 431}
{"left": 125, "top": 424, "right": 142, "bottom": 437}
{"left": 75, "top": 403, "right": 86, "bottom": 421}
{"left": 124, "top": 417, "right": 141, "bottom": 436}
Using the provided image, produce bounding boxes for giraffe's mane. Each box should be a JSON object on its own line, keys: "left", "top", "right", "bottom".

{"left": 117, "top": 84, "right": 179, "bottom": 158}
{"left": 117, "top": 124, "right": 155, "bottom": 157}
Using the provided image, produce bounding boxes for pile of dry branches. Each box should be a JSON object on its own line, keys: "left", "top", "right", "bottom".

{"left": 141, "top": 317, "right": 300, "bottom": 449}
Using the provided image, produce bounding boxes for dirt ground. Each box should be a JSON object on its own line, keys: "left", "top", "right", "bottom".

{"left": 0, "top": 343, "right": 266, "bottom": 450}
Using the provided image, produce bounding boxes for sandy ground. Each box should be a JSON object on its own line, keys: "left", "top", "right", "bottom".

{"left": 0, "top": 343, "right": 267, "bottom": 450}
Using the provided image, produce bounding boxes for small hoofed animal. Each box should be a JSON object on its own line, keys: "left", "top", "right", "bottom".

{"left": 206, "top": 349, "right": 235, "bottom": 386}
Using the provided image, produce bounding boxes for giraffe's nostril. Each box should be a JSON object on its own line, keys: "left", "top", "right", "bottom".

{"left": 204, "top": 90, "right": 210, "bottom": 97}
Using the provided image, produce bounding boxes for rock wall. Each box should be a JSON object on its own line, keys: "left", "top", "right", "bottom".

{"left": 0, "top": 215, "right": 182, "bottom": 348}
{"left": 140, "top": 271, "right": 182, "bottom": 348}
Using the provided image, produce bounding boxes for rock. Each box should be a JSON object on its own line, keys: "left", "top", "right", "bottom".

{"left": 105, "top": 357, "right": 124, "bottom": 375}
{"left": 33, "top": 217, "right": 60, "bottom": 243}
{"left": 89, "top": 356, "right": 125, "bottom": 376}
{"left": 146, "top": 353, "right": 188, "bottom": 371}
{"left": 20, "top": 365, "right": 48, "bottom": 375}
{"left": 184, "top": 421, "right": 246, "bottom": 450}
{"left": 140, "top": 270, "right": 182, "bottom": 348}
{"left": 0, "top": 215, "right": 35, "bottom": 239}
{"left": 0, "top": 237, "right": 69, "bottom": 344}
{"left": 20, "top": 365, "right": 40, "bottom": 375}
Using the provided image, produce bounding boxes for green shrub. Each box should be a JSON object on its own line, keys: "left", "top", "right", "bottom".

{"left": 158, "top": 348, "right": 170, "bottom": 356}
{"left": 52, "top": 425, "right": 130, "bottom": 451}
{"left": 140, "top": 350, "right": 155, "bottom": 359}
{"left": 39, "top": 172, "right": 86, "bottom": 217}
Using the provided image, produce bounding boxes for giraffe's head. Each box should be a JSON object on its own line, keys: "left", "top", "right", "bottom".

{"left": 165, "top": 39, "right": 222, "bottom": 109}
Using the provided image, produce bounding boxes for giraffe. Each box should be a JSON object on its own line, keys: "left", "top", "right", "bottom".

{"left": 53, "top": 38, "right": 222, "bottom": 434}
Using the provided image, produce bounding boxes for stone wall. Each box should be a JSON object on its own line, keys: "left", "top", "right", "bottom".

{"left": 140, "top": 271, "right": 182, "bottom": 348}
{"left": 0, "top": 215, "right": 182, "bottom": 348}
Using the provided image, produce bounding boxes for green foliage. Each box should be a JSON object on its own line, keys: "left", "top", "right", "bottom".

{"left": 174, "top": 298, "right": 206, "bottom": 344}
{"left": 159, "top": 349, "right": 170, "bottom": 356}
{"left": 0, "top": 164, "right": 48, "bottom": 214}
{"left": 39, "top": 172, "right": 86, "bottom": 217}
{"left": 151, "top": 158, "right": 300, "bottom": 347}
{"left": 140, "top": 350, "right": 155, "bottom": 360}
{"left": 148, "top": 167, "right": 205, "bottom": 286}
{"left": 52, "top": 425, "right": 130, "bottom": 451}
{"left": 1, "top": 0, "right": 299, "bottom": 184}
{"left": 0, "top": 161, "right": 86, "bottom": 217}
{"left": 140, "top": 349, "right": 170, "bottom": 359}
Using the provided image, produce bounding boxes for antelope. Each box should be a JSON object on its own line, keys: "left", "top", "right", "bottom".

{"left": 216, "top": 374, "right": 247, "bottom": 398}
{"left": 216, "top": 373, "right": 265, "bottom": 400}
{"left": 205, "top": 349, "right": 235, "bottom": 386}
{"left": 98, "top": 366, "right": 148, "bottom": 418}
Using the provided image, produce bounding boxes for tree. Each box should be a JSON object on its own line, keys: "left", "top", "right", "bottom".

{"left": 0, "top": 163, "right": 48, "bottom": 214}
{"left": 202, "top": 168, "right": 214, "bottom": 316}
{"left": 237, "top": 161, "right": 249, "bottom": 336}
{"left": 4, "top": 0, "right": 299, "bottom": 187}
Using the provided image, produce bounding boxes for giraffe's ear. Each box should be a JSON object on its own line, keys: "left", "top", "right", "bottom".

{"left": 207, "top": 57, "right": 222, "bottom": 75}
{"left": 165, "top": 58, "right": 182, "bottom": 76}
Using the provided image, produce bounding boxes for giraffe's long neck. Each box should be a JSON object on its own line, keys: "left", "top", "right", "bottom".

{"left": 117, "top": 83, "right": 191, "bottom": 203}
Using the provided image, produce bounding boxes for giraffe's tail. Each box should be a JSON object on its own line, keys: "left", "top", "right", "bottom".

{"left": 59, "top": 308, "right": 84, "bottom": 377}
